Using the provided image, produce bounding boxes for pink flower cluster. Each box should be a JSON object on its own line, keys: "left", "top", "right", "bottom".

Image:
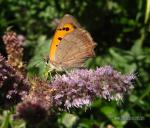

{"left": 51, "top": 66, "right": 135, "bottom": 109}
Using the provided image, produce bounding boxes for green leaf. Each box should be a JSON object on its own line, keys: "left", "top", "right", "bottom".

{"left": 129, "top": 95, "right": 138, "bottom": 103}
{"left": 27, "top": 35, "right": 50, "bottom": 78}
{"left": 0, "top": 111, "right": 11, "bottom": 128}
{"left": 145, "top": 0, "right": 150, "bottom": 23}
{"left": 60, "top": 113, "right": 78, "bottom": 128}
{"left": 100, "top": 106, "right": 126, "bottom": 127}
{"left": 131, "top": 28, "right": 145, "bottom": 56}
{"left": 100, "top": 106, "right": 118, "bottom": 119}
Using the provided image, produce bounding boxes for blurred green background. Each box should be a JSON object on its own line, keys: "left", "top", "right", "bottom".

{"left": 0, "top": 0, "right": 150, "bottom": 128}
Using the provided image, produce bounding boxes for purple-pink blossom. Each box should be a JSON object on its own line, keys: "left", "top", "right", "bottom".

{"left": 51, "top": 66, "right": 135, "bottom": 109}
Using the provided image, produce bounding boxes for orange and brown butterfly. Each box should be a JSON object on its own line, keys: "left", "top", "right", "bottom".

{"left": 49, "top": 14, "right": 96, "bottom": 70}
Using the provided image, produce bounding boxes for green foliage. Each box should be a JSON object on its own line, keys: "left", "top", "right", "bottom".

{"left": 26, "top": 35, "right": 50, "bottom": 78}
{"left": 0, "top": 0, "right": 150, "bottom": 128}
{"left": 145, "top": 0, "right": 150, "bottom": 23}
{"left": 0, "top": 110, "right": 25, "bottom": 128}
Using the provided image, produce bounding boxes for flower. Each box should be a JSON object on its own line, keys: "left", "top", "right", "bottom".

{"left": 15, "top": 101, "right": 48, "bottom": 125}
{"left": 51, "top": 66, "right": 135, "bottom": 109}
{"left": 0, "top": 54, "right": 29, "bottom": 107}
{"left": 15, "top": 78, "right": 53, "bottom": 124}
{"left": 14, "top": 65, "right": 135, "bottom": 124}
{"left": 2, "top": 31, "right": 26, "bottom": 75}
{"left": 23, "top": 78, "right": 53, "bottom": 110}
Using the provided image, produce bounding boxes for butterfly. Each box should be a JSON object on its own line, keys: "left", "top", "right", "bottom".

{"left": 49, "top": 14, "right": 96, "bottom": 70}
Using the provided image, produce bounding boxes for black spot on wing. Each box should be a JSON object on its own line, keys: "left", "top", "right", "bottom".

{"left": 66, "top": 27, "right": 69, "bottom": 31}
{"left": 58, "top": 37, "right": 62, "bottom": 40}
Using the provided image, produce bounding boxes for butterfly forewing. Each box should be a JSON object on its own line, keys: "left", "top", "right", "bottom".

{"left": 57, "top": 14, "right": 81, "bottom": 29}
{"left": 49, "top": 14, "right": 81, "bottom": 62}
